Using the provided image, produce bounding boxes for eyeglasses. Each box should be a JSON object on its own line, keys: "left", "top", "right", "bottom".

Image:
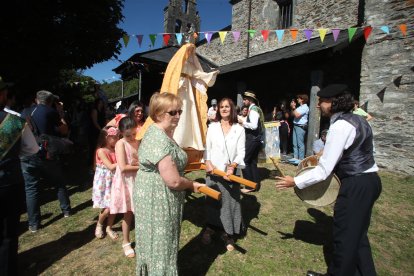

{"left": 165, "top": 109, "right": 183, "bottom": 116}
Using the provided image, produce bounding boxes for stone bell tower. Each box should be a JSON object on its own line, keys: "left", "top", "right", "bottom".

{"left": 163, "top": 0, "right": 200, "bottom": 45}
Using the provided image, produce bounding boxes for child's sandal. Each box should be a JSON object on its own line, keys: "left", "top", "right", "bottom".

{"left": 122, "top": 243, "right": 135, "bottom": 258}
{"left": 95, "top": 223, "right": 104, "bottom": 239}
{"left": 106, "top": 228, "right": 119, "bottom": 240}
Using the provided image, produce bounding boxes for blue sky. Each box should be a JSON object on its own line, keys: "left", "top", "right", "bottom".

{"left": 84, "top": 0, "right": 232, "bottom": 82}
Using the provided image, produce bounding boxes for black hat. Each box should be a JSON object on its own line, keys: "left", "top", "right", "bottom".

{"left": 317, "top": 84, "right": 348, "bottom": 98}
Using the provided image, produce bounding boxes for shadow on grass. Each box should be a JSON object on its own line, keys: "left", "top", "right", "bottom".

{"left": 178, "top": 180, "right": 261, "bottom": 275}
{"left": 18, "top": 223, "right": 95, "bottom": 275}
{"left": 278, "top": 208, "right": 333, "bottom": 266}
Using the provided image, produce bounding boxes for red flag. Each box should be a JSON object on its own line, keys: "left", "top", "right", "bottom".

{"left": 163, "top": 34, "right": 171, "bottom": 46}
{"left": 364, "top": 26, "right": 373, "bottom": 41}
{"left": 261, "top": 30, "right": 269, "bottom": 42}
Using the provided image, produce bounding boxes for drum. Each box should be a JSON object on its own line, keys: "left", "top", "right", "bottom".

{"left": 184, "top": 147, "right": 204, "bottom": 163}
{"left": 294, "top": 166, "right": 341, "bottom": 206}
{"left": 297, "top": 155, "right": 319, "bottom": 171}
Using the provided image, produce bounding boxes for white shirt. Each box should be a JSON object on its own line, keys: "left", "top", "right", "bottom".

{"left": 207, "top": 106, "right": 217, "bottom": 121}
{"left": 3, "top": 108, "right": 39, "bottom": 157}
{"left": 204, "top": 122, "right": 246, "bottom": 171}
{"left": 294, "top": 112, "right": 378, "bottom": 189}
{"left": 242, "top": 104, "right": 259, "bottom": 130}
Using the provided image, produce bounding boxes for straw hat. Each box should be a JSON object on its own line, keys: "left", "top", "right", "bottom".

{"left": 294, "top": 166, "right": 340, "bottom": 206}
{"left": 243, "top": 91, "right": 259, "bottom": 105}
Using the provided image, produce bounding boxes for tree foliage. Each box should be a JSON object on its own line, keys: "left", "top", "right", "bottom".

{"left": 0, "top": 0, "right": 125, "bottom": 96}
{"left": 101, "top": 79, "right": 139, "bottom": 101}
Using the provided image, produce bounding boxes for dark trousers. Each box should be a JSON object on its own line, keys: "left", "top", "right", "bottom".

{"left": 328, "top": 172, "right": 382, "bottom": 276}
{"left": 242, "top": 136, "right": 262, "bottom": 191}
{"left": 0, "top": 186, "right": 19, "bottom": 276}
{"left": 279, "top": 123, "right": 289, "bottom": 154}
{"left": 20, "top": 154, "right": 71, "bottom": 227}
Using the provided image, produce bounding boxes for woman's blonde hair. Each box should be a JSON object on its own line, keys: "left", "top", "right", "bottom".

{"left": 149, "top": 92, "right": 183, "bottom": 122}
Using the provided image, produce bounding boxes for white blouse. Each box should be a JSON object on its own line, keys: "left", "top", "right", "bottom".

{"left": 204, "top": 122, "right": 246, "bottom": 171}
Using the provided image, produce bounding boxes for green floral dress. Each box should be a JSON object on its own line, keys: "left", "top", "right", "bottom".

{"left": 134, "top": 124, "right": 187, "bottom": 275}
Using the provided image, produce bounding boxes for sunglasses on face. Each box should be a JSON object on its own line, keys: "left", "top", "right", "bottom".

{"left": 165, "top": 109, "right": 183, "bottom": 116}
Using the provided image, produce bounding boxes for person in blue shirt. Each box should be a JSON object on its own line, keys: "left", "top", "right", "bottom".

{"left": 312, "top": 129, "right": 328, "bottom": 156}
{"left": 290, "top": 94, "right": 309, "bottom": 161}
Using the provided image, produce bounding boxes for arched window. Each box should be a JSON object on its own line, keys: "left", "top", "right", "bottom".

{"left": 182, "top": 0, "right": 188, "bottom": 14}
{"left": 175, "top": 19, "right": 182, "bottom": 33}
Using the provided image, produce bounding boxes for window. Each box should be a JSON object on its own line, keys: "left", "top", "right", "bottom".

{"left": 175, "top": 19, "right": 182, "bottom": 33}
{"left": 182, "top": 0, "right": 188, "bottom": 14}
{"left": 277, "top": 0, "right": 293, "bottom": 29}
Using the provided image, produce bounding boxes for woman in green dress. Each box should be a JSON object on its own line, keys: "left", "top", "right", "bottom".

{"left": 134, "top": 92, "right": 205, "bottom": 275}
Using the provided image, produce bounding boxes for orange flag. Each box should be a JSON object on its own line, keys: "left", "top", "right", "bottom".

{"left": 290, "top": 28, "right": 298, "bottom": 41}
{"left": 399, "top": 24, "right": 407, "bottom": 36}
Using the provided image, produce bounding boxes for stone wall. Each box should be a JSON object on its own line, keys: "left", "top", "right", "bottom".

{"left": 360, "top": 0, "right": 414, "bottom": 174}
{"left": 197, "top": 0, "right": 360, "bottom": 65}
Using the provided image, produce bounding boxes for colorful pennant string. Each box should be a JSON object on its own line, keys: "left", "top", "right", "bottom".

{"left": 122, "top": 34, "right": 130, "bottom": 48}
{"left": 163, "top": 34, "right": 170, "bottom": 46}
{"left": 399, "top": 24, "right": 407, "bottom": 36}
{"left": 149, "top": 34, "right": 157, "bottom": 46}
{"left": 364, "top": 26, "right": 373, "bottom": 41}
{"left": 380, "top": 26, "right": 390, "bottom": 34}
{"left": 348, "top": 27, "right": 357, "bottom": 42}
{"left": 318, "top": 28, "right": 328, "bottom": 42}
{"left": 331, "top": 29, "right": 340, "bottom": 42}
{"left": 136, "top": 35, "right": 143, "bottom": 47}
{"left": 261, "top": 30, "right": 269, "bottom": 42}
{"left": 290, "top": 29, "right": 298, "bottom": 41}
{"left": 304, "top": 29, "right": 313, "bottom": 42}
{"left": 247, "top": 30, "right": 256, "bottom": 39}
{"left": 219, "top": 31, "right": 228, "bottom": 44}
{"left": 275, "top": 29, "right": 284, "bottom": 42}
{"left": 232, "top": 31, "right": 241, "bottom": 42}
{"left": 175, "top": 33, "right": 183, "bottom": 44}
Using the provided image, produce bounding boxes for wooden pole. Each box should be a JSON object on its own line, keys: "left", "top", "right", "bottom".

{"left": 198, "top": 186, "right": 221, "bottom": 200}
{"left": 306, "top": 70, "right": 323, "bottom": 157}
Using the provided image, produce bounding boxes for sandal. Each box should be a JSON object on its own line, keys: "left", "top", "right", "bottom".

{"left": 95, "top": 223, "right": 104, "bottom": 239}
{"left": 106, "top": 228, "right": 119, "bottom": 240}
{"left": 122, "top": 243, "right": 135, "bottom": 258}
{"left": 201, "top": 228, "right": 215, "bottom": 245}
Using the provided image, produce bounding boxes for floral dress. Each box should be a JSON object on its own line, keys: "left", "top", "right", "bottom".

{"left": 92, "top": 148, "right": 116, "bottom": 208}
{"left": 110, "top": 139, "right": 137, "bottom": 214}
{"left": 134, "top": 125, "right": 187, "bottom": 275}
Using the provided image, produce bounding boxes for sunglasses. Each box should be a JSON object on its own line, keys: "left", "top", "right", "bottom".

{"left": 165, "top": 109, "right": 183, "bottom": 116}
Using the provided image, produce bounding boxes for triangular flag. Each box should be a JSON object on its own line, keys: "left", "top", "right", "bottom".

{"left": 332, "top": 29, "right": 340, "bottom": 41}
{"left": 399, "top": 24, "right": 407, "bottom": 36}
{"left": 232, "top": 31, "right": 241, "bottom": 42}
{"left": 205, "top": 32, "right": 213, "bottom": 44}
{"left": 175, "top": 33, "right": 183, "bottom": 44}
{"left": 261, "top": 30, "right": 269, "bottom": 42}
{"left": 304, "top": 29, "right": 313, "bottom": 42}
{"left": 348, "top": 27, "right": 357, "bottom": 42}
{"left": 149, "top": 34, "right": 157, "bottom": 46}
{"left": 122, "top": 34, "right": 130, "bottom": 47}
{"left": 380, "top": 26, "right": 390, "bottom": 34}
{"left": 318, "top": 28, "right": 328, "bottom": 42}
{"left": 376, "top": 87, "right": 386, "bottom": 103}
{"left": 363, "top": 26, "right": 372, "bottom": 41}
{"left": 360, "top": 101, "right": 368, "bottom": 112}
{"left": 275, "top": 29, "right": 284, "bottom": 42}
{"left": 163, "top": 34, "right": 171, "bottom": 46}
{"left": 290, "top": 29, "right": 298, "bottom": 41}
{"left": 136, "top": 35, "right": 143, "bottom": 47}
{"left": 247, "top": 30, "right": 256, "bottom": 38}
{"left": 393, "top": 76, "right": 402, "bottom": 88}
{"left": 219, "top": 31, "right": 228, "bottom": 44}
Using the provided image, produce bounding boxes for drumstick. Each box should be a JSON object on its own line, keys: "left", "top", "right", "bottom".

{"left": 198, "top": 186, "right": 221, "bottom": 200}
{"left": 270, "top": 157, "right": 285, "bottom": 177}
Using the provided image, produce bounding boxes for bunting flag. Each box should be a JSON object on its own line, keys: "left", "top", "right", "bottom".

{"left": 122, "top": 34, "right": 130, "bottom": 48}
{"left": 149, "top": 34, "right": 157, "bottom": 46}
{"left": 232, "top": 31, "right": 241, "bottom": 42}
{"left": 175, "top": 33, "right": 183, "bottom": 44}
{"left": 261, "top": 30, "right": 270, "bottom": 42}
{"left": 393, "top": 75, "right": 402, "bottom": 88}
{"left": 377, "top": 87, "right": 386, "bottom": 103}
{"left": 205, "top": 32, "right": 213, "bottom": 44}
{"left": 364, "top": 26, "right": 373, "bottom": 41}
{"left": 318, "top": 28, "right": 328, "bottom": 42}
{"left": 290, "top": 28, "right": 298, "bottom": 41}
{"left": 348, "top": 27, "right": 357, "bottom": 42}
{"left": 399, "top": 24, "right": 407, "bottom": 36}
{"left": 332, "top": 29, "right": 340, "bottom": 41}
{"left": 247, "top": 30, "right": 256, "bottom": 38}
{"left": 380, "top": 26, "right": 390, "bottom": 34}
{"left": 360, "top": 101, "right": 368, "bottom": 112}
{"left": 275, "top": 29, "right": 284, "bottom": 42}
{"left": 136, "top": 35, "right": 143, "bottom": 47}
{"left": 219, "top": 31, "right": 228, "bottom": 44}
{"left": 304, "top": 29, "right": 313, "bottom": 42}
{"left": 163, "top": 34, "right": 171, "bottom": 46}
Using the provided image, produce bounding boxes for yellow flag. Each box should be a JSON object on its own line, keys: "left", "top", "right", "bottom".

{"left": 219, "top": 31, "right": 227, "bottom": 44}
{"left": 318, "top": 28, "right": 328, "bottom": 42}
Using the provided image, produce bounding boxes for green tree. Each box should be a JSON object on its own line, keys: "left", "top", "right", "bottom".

{"left": 0, "top": 0, "right": 125, "bottom": 97}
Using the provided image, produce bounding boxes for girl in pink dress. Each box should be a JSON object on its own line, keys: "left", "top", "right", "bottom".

{"left": 110, "top": 117, "right": 139, "bottom": 258}
{"left": 92, "top": 127, "right": 119, "bottom": 240}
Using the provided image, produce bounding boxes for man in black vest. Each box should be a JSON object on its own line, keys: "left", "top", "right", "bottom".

{"left": 276, "top": 84, "right": 382, "bottom": 276}
{"left": 238, "top": 91, "right": 265, "bottom": 192}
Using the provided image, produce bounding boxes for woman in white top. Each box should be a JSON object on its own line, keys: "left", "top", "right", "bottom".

{"left": 203, "top": 98, "right": 246, "bottom": 251}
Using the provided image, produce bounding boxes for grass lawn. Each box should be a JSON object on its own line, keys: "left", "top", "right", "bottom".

{"left": 18, "top": 158, "right": 414, "bottom": 275}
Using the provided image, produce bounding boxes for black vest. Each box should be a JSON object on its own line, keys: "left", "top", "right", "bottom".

{"left": 245, "top": 106, "right": 263, "bottom": 140}
{"left": 333, "top": 113, "right": 375, "bottom": 179}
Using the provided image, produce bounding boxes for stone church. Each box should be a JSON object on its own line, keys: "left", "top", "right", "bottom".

{"left": 161, "top": 0, "right": 414, "bottom": 175}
